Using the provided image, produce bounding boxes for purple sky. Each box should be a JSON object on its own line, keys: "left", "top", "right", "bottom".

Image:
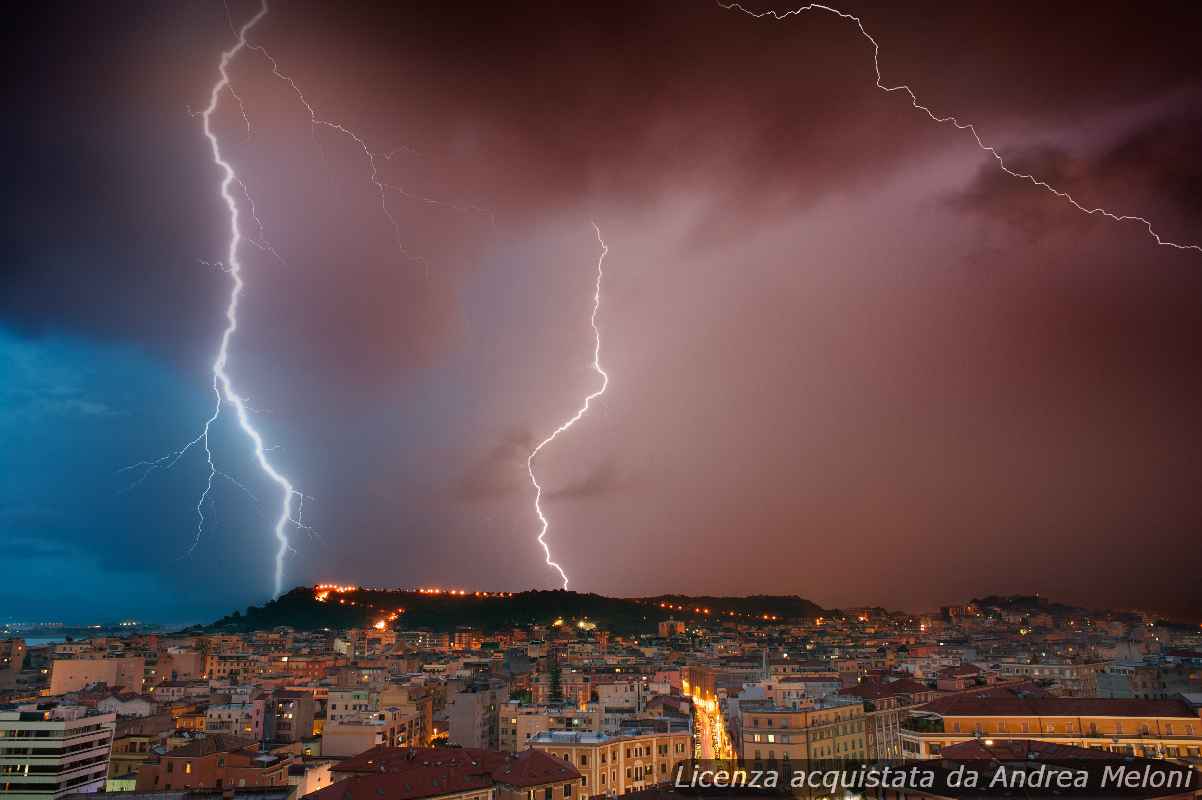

{"left": 3, "top": 0, "right": 1200, "bottom": 621}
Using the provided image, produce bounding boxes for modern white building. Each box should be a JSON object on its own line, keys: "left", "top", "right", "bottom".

{"left": 0, "top": 702, "right": 115, "bottom": 799}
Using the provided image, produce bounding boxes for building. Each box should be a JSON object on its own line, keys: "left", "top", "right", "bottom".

{"left": 48, "top": 657, "right": 144, "bottom": 695}
{"left": 766, "top": 675, "right": 841, "bottom": 707}
{"left": 148, "top": 681, "right": 209, "bottom": 704}
{"left": 996, "top": 661, "right": 1108, "bottom": 697}
{"left": 0, "top": 702, "right": 116, "bottom": 800}
{"left": 448, "top": 682, "right": 506, "bottom": 749}
{"left": 900, "top": 693, "right": 1202, "bottom": 761}
{"left": 741, "top": 696, "right": 868, "bottom": 761}
{"left": 203, "top": 654, "right": 258, "bottom": 683}
{"left": 134, "top": 735, "right": 289, "bottom": 792}
{"left": 287, "top": 757, "right": 338, "bottom": 797}
{"left": 529, "top": 729, "right": 691, "bottom": 796}
{"left": 327, "top": 688, "right": 379, "bottom": 723}
{"left": 326, "top": 746, "right": 582, "bottom": 800}
{"left": 1, "top": 640, "right": 26, "bottom": 687}
{"left": 108, "top": 713, "right": 175, "bottom": 780}
{"left": 838, "top": 678, "right": 933, "bottom": 759}
{"left": 380, "top": 685, "right": 436, "bottom": 748}
{"left": 204, "top": 700, "right": 266, "bottom": 740}
{"left": 321, "top": 707, "right": 422, "bottom": 757}
{"left": 657, "top": 620, "right": 685, "bottom": 638}
{"left": 96, "top": 691, "right": 156, "bottom": 719}
{"left": 498, "top": 703, "right": 604, "bottom": 753}
{"left": 268, "top": 690, "right": 315, "bottom": 743}
{"left": 680, "top": 667, "right": 716, "bottom": 705}
{"left": 865, "top": 739, "right": 1201, "bottom": 800}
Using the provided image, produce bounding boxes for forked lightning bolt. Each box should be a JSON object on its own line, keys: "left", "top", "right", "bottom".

{"left": 199, "top": 0, "right": 300, "bottom": 598}
{"left": 125, "top": 0, "right": 491, "bottom": 594}
{"left": 527, "top": 224, "right": 610, "bottom": 589}
{"left": 121, "top": 0, "right": 301, "bottom": 598}
{"left": 719, "top": 1, "right": 1202, "bottom": 253}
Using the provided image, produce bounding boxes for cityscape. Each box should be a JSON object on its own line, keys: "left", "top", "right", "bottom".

{"left": 2, "top": 590, "right": 1201, "bottom": 800}
{"left": 4, "top": 1, "right": 1202, "bottom": 800}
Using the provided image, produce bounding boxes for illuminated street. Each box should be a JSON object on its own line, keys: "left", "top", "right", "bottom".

{"left": 693, "top": 697, "right": 734, "bottom": 761}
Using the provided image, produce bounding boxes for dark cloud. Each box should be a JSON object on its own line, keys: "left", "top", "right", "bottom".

{"left": 547, "top": 458, "right": 621, "bottom": 501}
{"left": 450, "top": 429, "right": 534, "bottom": 503}
{"left": 3, "top": 1, "right": 1202, "bottom": 620}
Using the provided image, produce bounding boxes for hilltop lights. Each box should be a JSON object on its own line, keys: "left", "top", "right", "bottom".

{"left": 314, "top": 584, "right": 358, "bottom": 602}
{"left": 317, "top": 584, "right": 516, "bottom": 598}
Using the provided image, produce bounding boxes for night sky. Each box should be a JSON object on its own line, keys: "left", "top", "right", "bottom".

{"left": 3, "top": 1, "right": 1201, "bottom": 623}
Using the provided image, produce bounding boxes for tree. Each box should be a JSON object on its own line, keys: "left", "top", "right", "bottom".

{"left": 548, "top": 653, "right": 564, "bottom": 703}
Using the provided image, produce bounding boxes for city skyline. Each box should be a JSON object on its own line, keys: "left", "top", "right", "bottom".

{"left": 4, "top": 0, "right": 1202, "bottom": 622}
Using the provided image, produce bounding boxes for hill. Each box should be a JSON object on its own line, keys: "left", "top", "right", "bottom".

{"left": 204, "top": 586, "right": 827, "bottom": 634}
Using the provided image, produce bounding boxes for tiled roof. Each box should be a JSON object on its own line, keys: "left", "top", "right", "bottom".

{"left": 922, "top": 693, "right": 1199, "bottom": 719}
{"left": 163, "top": 735, "right": 257, "bottom": 758}
{"left": 492, "top": 749, "right": 580, "bottom": 788}
{"left": 329, "top": 747, "right": 579, "bottom": 797}
{"left": 940, "top": 738, "right": 1111, "bottom": 761}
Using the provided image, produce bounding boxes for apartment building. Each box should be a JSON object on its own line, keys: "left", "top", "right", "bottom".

{"left": 498, "top": 703, "right": 604, "bottom": 753}
{"left": 134, "top": 734, "right": 289, "bottom": 791}
{"left": 48, "top": 657, "right": 144, "bottom": 695}
{"left": 996, "top": 661, "right": 1109, "bottom": 696}
{"left": 268, "top": 690, "right": 315, "bottom": 743}
{"left": 204, "top": 699, "right": 266, "bottom": 740}
{"left": 899, "top": 693, "right": 1202, "bottom": 761}
{"left": 107, "top": 713, "right": 174, "bottom": 780}
{"left": 321, "top": 707, "right": 422, "bottom": 757}
{"left": 530, "top": 729, "right": 691, "bottom": 796}
{"left": 448, "top": 681, "right": 505, "bottom": 749}
{"left": 0, "top": 703, "right": 115, "bottom": 800}
{"left": 741, "top": 696, "right": 868, "bottom": 761}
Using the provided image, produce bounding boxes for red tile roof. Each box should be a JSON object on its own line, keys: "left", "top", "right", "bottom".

{"left": 310, "top": 765, "right": 493, "bottom": 800}
{"left": 922, "top": 693, "right": 1199, "bottom": 719}
{"left": 940, "top": 738, "right": 1112, "bottom": 761}
{"left": 327, "top": 747, "right": 579, "bottom": 799}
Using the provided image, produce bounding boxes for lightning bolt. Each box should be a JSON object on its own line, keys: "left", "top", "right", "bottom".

{"left": 197, "top": 0, "right": 301, "bottom": 598}
{"left": 123, "top": 0, "right": 300, "bottom": 596}
{"left": 719, "top": 1, "right": 1202, "bottom": 253}
{"left": 527, "top": 223, "right": 610, "bottom": 589}
{"left": 125, "top": 0, "right": 495, "bottom": 594}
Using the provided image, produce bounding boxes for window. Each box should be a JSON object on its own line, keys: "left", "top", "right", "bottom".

{"left": 579, "top": 755, "right": 587, "bottom": 767}
{"left": 563, "top": 784, "right": 572, "bottom": 797}
{"left": 185, "top": 763, "right": 193, "bottom": 775}
{"left": 544, "top": 787, "right": 553, "bottom": 800}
